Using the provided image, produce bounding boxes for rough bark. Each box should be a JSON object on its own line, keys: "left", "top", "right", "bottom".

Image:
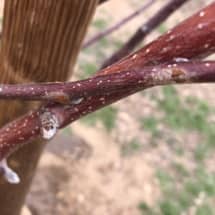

{"left": 0, "top": 1, "right": 98, "bottom": 214}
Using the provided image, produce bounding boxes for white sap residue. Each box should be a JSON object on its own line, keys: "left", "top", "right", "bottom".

{"left": 40, "top": 111, "right": 59, "bottom": 140}
{"left": 0, "top": 159, "right": 20, "bottom": 184}
{"left": 174, "top": 57, "right": 189, "bottom": 63}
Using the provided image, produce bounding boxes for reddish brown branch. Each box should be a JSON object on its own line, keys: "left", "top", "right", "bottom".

{"left": 0, "top": 60, "right": 215, "bottom": 161}
{"left": 99, "top": 2, "right": 215, "bottom": 75}
{"left": 0, "top": 1, "right": 215, "bottom": 182}
{"left": 101, "top": 0, "right": 189, "bottom": 69}
{"left": 83, "top": 0, "right": 155, "bottom": 48}
{"left": 0, "top": 61, "right": 213, "bottom": 103}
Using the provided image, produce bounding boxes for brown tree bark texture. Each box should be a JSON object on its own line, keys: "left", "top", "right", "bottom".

{"left": 0, "top": 1, "right": 98, "bottom": 214}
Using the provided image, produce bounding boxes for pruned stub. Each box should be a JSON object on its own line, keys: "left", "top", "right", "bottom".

{"left": 40, "top": 110, "right": 59, "bottom": 140}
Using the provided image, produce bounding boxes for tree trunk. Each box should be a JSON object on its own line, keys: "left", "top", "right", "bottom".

{"left": 0, "top": 1, "right": 98, "bottom": 214}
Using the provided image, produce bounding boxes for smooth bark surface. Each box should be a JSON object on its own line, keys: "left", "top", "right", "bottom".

{"left": 0, "top": 1, "right": 98, "bottom": 214}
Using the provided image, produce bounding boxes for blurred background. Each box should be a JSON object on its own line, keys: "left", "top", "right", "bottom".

{"left": 1, "top": 0, "right": 215, "bottom": 214}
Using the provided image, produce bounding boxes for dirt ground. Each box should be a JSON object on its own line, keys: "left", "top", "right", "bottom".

{"left": 10, "top": 0, "right": 213, "bottom": 214}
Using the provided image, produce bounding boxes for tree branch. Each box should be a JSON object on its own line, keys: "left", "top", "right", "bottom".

{"left": 99, "top": 1, "right": 215, "bottom": 75}
{"left": 83, "top": 0, "right": 155, "bottom": 48}
{"left": 0, "top": 61, "right": 213, "bottom": 103}
{"left": 0, "top": 1, "right": 215, "bottom": 183}
{"left": 0, "top": 60, "right": 215, "bottom": 163}
{"left": 101, "top": 0, "right": 189, "bottom": 69}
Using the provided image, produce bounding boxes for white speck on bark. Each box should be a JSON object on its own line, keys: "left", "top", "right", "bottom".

{"left": 174, "top": 57, "right": 189, "bottom": 63}
{"left": 71, "top": 97, "right": 84, "bottom": 105}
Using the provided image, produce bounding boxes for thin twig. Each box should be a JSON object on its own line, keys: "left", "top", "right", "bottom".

{"left": 83, "top": 0, "right": 155, "bottom": 48}
{"left": 101, "top": 0, "right": 189, "bottom": 69}
{"left": 99, "top": 1, "right": 215, "bottom": 75}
